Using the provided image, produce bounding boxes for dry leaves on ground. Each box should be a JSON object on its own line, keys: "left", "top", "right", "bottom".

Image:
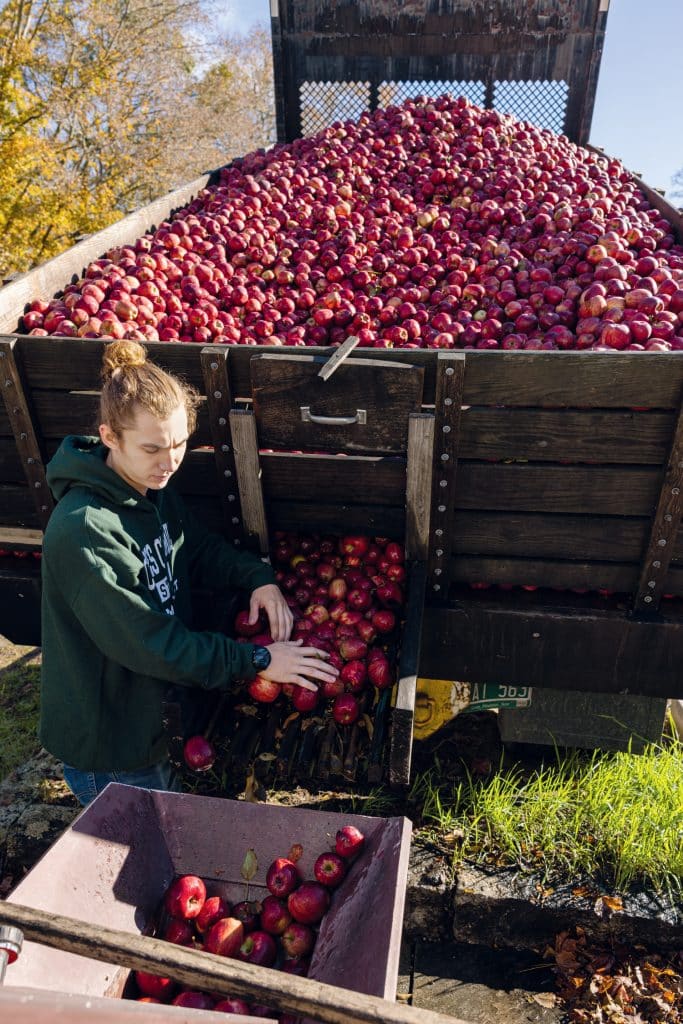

{"left": 546, "top": 928, "right": 683, "bottom": 1023}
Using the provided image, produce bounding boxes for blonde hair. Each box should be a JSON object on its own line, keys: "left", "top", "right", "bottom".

{"left": 99, "top": 340, "right": 199, "bottom": 436}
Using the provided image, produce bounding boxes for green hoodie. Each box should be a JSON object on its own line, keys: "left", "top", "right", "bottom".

{"left": 40, "top": 436, "right": 275, "bottom": 771}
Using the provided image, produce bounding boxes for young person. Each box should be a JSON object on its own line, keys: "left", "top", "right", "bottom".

{"left": 40, "top": 340, "right": 337, "bottom": 805}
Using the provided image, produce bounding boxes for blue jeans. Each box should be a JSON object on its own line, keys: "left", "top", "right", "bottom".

{"left": 62, "top": 759, "right": 180, "bottom": 807}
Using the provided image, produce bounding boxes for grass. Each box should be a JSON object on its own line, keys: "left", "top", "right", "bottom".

{"left": 0, "top": 648, "right": 42, "bottom": 781}
{"left": 409, "top": 735, "right": 683, "bottom": 900}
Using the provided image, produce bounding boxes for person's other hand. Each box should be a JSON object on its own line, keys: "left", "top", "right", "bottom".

{"left": 260, "top": 640, "right": 339, "bottom": 693}
{"left": 249, "top": 583, "right": 293, "bottom": 642}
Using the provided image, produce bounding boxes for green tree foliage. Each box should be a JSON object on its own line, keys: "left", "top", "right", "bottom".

{"left": 0, "top": 1, "right": 275, "bottom": 278}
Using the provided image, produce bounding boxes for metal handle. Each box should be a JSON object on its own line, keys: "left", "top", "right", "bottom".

{"left": 300, "top": 407, "right": 367, "bottom": 426}
{"left": 0, "top": 925, "right": 22, "bottom": 984}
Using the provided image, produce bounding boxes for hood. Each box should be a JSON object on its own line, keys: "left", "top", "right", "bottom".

{"left": 46, "top": 435, "right": 149, "bottom": 507}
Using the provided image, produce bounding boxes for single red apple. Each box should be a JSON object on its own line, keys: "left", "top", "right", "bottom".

{"left": 214, "top": 996, "right": 253, "bottom": 1014}
{"left": 280, "top": 921, "right": 315, "bottom": 959}
{"left": 238, "top": 929, "right": 277, "bottom": 966}
{"left": 287, "top": 881, "right": 330, "bottom": 924}
{"left": 172, "top": 990, "right": 215, "bottom": 1009}
{"left": 196, "top": 895, "right": 231, "bottom": 935}
{"left": 231, "top": 899, "right": 259, "bottom": 933}
{"left": 163, "top": 918, "right": 194, "bottom": 947}
{"left": 313, "top": 851, "right": 347, "bottom": 888}
{"left": 281, "top": 956, "right": 311, "bottom": 977}
{"left": 259, "top": 894, "right": 292, "bottom": 935}
{"left": 332, "top": 693, "right": 360, "bottom": 725}
{"left": 164, "top": 874, "right": 206, "bottom": 920}
{"left": 183, "top": 734, "right": 216, "bottom": 772}
{"left": 248, "top": 675, "right": 281, "bottom": 703}
{"left": 266, "top": 857, "right": 301, "bottom": 898}
{"left": 135, "top": 971, "right": 175, "bottom": 1001}
{"left": 204, "top": 917, "right": 244, "bottom": 958}
{"left": 335, "top": 825, "right": 365, "bottom": 860}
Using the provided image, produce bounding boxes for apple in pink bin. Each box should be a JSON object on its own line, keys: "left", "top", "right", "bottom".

{"left": 232, "top": 899, "right": 259, "bottom": 933}
{"left": 259, "top": 894, "right": 292, "bottom": 935}
{"left": 163, "top": 918, "right": 194, "bottom": 946}
{"left": 336, "top": 825, "right": 365, "bottom": 860}
{"left": 172, "top": 991, "right": 215, "bottom": 1009}
{"left": 280, "top": 921, "right": 315, "bottom": 959}
{"left": 281, "top": 956, "right": 311, "bottom": 977}
{"left": 313, "top": 851, "right": 347, "bottom": 888}
{"left": 238, "top": 929, "right": 277, "bottom": 966}
{"left": 214, "top": 996, "right": 253, "bottom": 1014}
{"left": 135, "top": 972, "right": 175, "bottom": 1001}
{"left": 183, "top": 734, "right": 216, "bottom": 772}
{"left": 204, "top": 917, "right": 244, "bottom": 957}
{"left": 196, "top": 895, "right": 231, "bottom": 934}
{"left": 287, "top": 881, "right": 330, "bottom": 925}
{"left": 248, "top": 675, "right": 281, "bottom": 703}
{"left": 164, "top": 874, "right": 206, "bottom": 919}
{"left": 266, "top": 857, "right": 301, "bottom": 898}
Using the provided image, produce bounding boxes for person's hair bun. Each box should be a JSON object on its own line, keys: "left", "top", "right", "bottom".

{"left": 101, "top": 340, "right": 147, "bottom": 381}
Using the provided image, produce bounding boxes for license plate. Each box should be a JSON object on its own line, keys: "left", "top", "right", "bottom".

{"left": 463, "top": 683, "right": 533, "bottom": 713}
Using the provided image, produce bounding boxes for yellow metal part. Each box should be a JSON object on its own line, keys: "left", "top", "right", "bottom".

{"left": 413, "top": 678, "right": 471, "bottom": 740}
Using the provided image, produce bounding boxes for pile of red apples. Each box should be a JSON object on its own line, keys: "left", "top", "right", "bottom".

{"left": 240, "top": 532, "right": 405, "bottom": 726}
{"left": 22, "top": 95, "right": 683, "bottom": 352}
{"left": 131, "top": 825, "right": 365, "bottom": 1021}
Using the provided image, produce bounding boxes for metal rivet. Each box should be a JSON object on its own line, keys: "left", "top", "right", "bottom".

{"left": 439, "top": 479, "right": 447, "bottom": 487}
{"left": 441, "top": 453, "right": 449, "bottom": 461}
{"left": 34, "top": 481, "right": 41, "bottom": 488}
{"left": 20, "top": 432, "right": 27, "bottom": 440}
{"left": 672, "top": 487, "right": 680, "bottom": 495}
{"left": 224, "top": 469, "right": 232, "bottom": 477}
{"left": 213, "top": 390, "right": 222, "bottom": 399}
{"left": 218, "top": 417, "right": 227, "bottom": 426}
{"left": 41, "top": 505, "right": 48, "bottom": 512}
{"left": 658, "top": 538, "right": 667, "bottom": 547}
{"left": 532, "top": 632, "right": 540, "bottom": 638}
{"left": 664, "top": 514, "right": 673, "bottom": 522}
{"left": 438, "top": 504, "right": 446, "bottom": 512}
{"left": 210, "top": 361, "right": 218, "bottom": 370}
{"left": 228, "top": 494, "right": 236, "bottom": 502}
{"left": 435, "top": 529, "right": 443, "bottom": 537}
{"left": 221, "top": 444, "right": 230, "bottom": 452}
{"left": 433, "top": 583, "right": 441, "bottom": 591}
{"left": 436, "top": 548, "right": 443, "bottom": 556}
{"left": 444, "top": 397, "right": 453, "bottom": 406}
{"left": 4, "top": 379, "right": 11, "bottom": 387}
{"left": 648, "top": 580, "right": 656, "bottom": 588}
{"left": 644, "top": 595, "right": 653, "bottom": 603}
{"left": 234, "top": 538, "right": 241, "bottom": 545}
{"left": 27, "top": 457, "right": 35, "bottom": 465}
{"left": 443, "top": 425, "right": 451, "bottom": 433}
{"left": 445, "top": 367, "right": 454, "bottom": 376}
{"left": 231, "top": 517, "right": 240, "bottom": 525}
{"left": 653, "top": 560, "right": 661, "bottom": 568}
{"left": 434, "top": 568, "right": 442, "bottom": 575}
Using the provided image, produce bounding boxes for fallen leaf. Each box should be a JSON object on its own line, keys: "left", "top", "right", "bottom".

{"left": 241, "top": 846, "right": 258, "bottom": 880}
{"left": 532, "top": 992, "right": 558, "bottom": 1008}
{"left": 288, "top": 843, "right": 304, "bottom": 863}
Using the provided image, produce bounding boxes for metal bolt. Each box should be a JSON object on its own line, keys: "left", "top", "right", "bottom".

{"left": 436, "top": 548, "right": 443, "bottom": 557}
{"left": 224, "top": 469, "right": 232, "bottom": 477}
{"left": 438, "top": 504, "right": 446, "bottom": 512}
{"left": 20, "top": 432, "right": 27, "bottom": 440}
{"left": 444, "top": 397, "right": 453, "bottom": 406}
{"left": 228, "top": 494, "right": 235, "bottom": 502}
{"left": 672, "top": 487, "right": 680, "bottom": 495}
{"left": 439, "top": 479, "right": 447, "bottom": 487}
{"left": 41, "top": 505, "right": 48, "bottom": 512}
{"left": 644, "top": 595, "right": 653, "bottom": 603}
{"left": 221, "top": 444, "right": 230, "bottom": 452}
{"left": 34, "top": 481, "right": 41, "bottom": 488}
{"left": 445, "top": 367, "right": 454, "bottom": 376}
{"left": 213, "top": 390, "right": 222, "bottom": 399}
{"left": 435, "top": 528, "right": 443, "bottom": 537}
{"left": 441, "top": 453, "right": 449, "bottom": 461}
{"left": 218, "top": 417, "right": 226, "bottom": 426}
{"left": 658, "top": 538, "right": 667, "bottom": 547}
{"left": 4, "top": 379, "right": 11, "bottom": 387}
{"left": 234, "top": 538, "right": 241, "bottom": 546}
{"left": 532, "top": 632, "right": 540, "bottom": 639}
{"left": 648, "top": 580, "right": 656, "bottom": 588}
{"left": 665, "top": 514, "right": 673, "bottom": 522}
{"left": 27, "top": 457, "right": 34, "bottom": 465}
{"left": 443, "top": 425, "right": 451, "bottom": 433}
{"left": 653, "top": 560, "right": 661, "bottom": 568}
{"left": 433, "top": 583, "right": 441, "bottom": 591}
{"left": 434, "top": 568, "right": 442, "bottom": 575}
{"left": 210, "top": 361, "right": 218, "bottom": 370}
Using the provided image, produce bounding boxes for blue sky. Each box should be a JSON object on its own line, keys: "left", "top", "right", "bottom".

{"left": 214, "top": 0, "right": 682, "bottom": 197}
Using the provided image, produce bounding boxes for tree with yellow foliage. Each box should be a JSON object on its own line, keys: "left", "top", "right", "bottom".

{"left": 0, "top": 1, "right": 275, "bottom": 278}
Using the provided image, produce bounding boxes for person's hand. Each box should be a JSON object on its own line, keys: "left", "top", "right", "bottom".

{"left": 260, "top": 640, "right": 339, "bottom": 692}
{"left": 249, "top": 583, "right": 293, "bottom": 642}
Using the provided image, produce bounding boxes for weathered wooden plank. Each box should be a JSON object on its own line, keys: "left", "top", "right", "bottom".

{"left": 428, "top": 353, "right": 465, "bottom": 597}
{"left": 405, "top": 414, "right": 434, "bottom": 562}
{"left": 260, "top": 451, "right": 406, "bottom": 506}
{"left": 0, "top": 485, "right": 40, "bottom": 528}
{"left": 200, "top": 347, "right": 243, "bottom": 542}
{"left": 267, "top": 500, "right": 405, "bottom": 537}
{"left": 251, "top": 354, "right": 424, "bottom": 454}
{"left": 458, "top": 407, "right": 676, "bottom": 464}
{"left": 0, "top": 340, "right": 53, "bottom": 529}
{"left": 0, "top": 175, "right": 216, "bottom": 334}
{"left": 230, "top": 409, "right": 270, "bottom": 555}
{"left": 389, "top": 561, "right": 427, "bottom": 788}
{"left": 449, "top": 511, "right": 653, "bottom": 563}
{"left": 456, "top": 463, "right": 661, "bottom": 516}
{"left": 0, "top": 438, "right": 24, "bottom": 480}
{"left": 421, "top": 600, "right": 683, "bottom": 699}
{"left": 0, "top": 527, "right": 43, "bottom": 547}
{"left": 633, "top": 384, "right": 683, "bottom": 611}
{"left": 449, "top": 555, "right": 647, "bottom": 594}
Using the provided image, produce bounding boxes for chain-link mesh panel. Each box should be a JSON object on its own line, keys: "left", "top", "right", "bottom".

{"left": 378, "top": 80, "right": 485, "bottom": 107}
{"left": 299, "top": 81, "right": 371, "bottom": 137}
{"left": 493, "top": 80, "right": 569, "bottom": 135}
